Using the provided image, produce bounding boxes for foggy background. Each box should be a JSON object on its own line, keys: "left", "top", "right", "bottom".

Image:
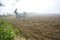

{"left": 0, "top": 0, "right": 60, "bottom": 15}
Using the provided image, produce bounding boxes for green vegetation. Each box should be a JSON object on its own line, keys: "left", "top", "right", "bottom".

{"left": 0, "top": 19, "right": 20, "bottom": 40}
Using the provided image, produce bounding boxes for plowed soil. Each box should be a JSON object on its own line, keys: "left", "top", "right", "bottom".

{"left": 6, "top": 15, "right": 60, "bottom": 40}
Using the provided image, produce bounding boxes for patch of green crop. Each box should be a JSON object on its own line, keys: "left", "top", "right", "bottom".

{"left": 0, "top": 19, "right": 20, "bottom": 40}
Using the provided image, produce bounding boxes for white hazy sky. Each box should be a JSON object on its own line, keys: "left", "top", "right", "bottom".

{"left": 0, "top": 0, "right": 60, "bottom": 14}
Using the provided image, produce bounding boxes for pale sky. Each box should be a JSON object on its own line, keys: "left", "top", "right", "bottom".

{"left": 0, "top": 0, "right": 60, "bottom": 14}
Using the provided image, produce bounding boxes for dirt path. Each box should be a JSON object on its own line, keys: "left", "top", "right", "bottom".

{"left": 14, "top": 36, "right": 26, "bottom": 40}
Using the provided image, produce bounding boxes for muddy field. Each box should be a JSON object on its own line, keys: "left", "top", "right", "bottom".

{"left": 6, "top": 15, "right": 60, "bottom": 40}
